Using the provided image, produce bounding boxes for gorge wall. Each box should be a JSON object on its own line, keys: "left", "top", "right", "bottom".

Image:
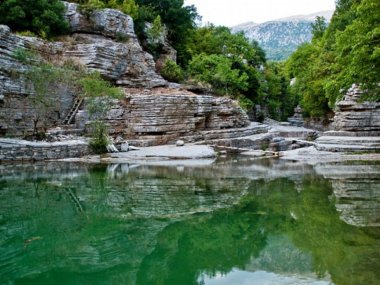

{"left": 331, "top": 84, "right": 380, "bottom": 136}
{"left": 0, "top": 2, "right": 251, "bottom": 144}
{"left": 315, "top": 85, "right": 380, "bottom": 152}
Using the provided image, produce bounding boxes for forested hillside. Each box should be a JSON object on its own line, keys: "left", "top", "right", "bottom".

{"left": 286, "top": 0, "right": 380, "bottom": 117}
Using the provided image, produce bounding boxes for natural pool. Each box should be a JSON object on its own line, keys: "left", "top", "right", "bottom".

{"left": 0, "top": 158, "right": 379, "bottom": 285}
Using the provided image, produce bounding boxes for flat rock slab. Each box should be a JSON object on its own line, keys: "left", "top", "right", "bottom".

{"left": 280, "top": 146, "right": 380, "bottom": 165}
{"left": 109, "top": 144, "right": 216, "bottom": 160}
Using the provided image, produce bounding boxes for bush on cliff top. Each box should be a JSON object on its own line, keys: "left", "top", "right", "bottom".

{"left": 0, "top": 0, "right": 69, "bottom": 38}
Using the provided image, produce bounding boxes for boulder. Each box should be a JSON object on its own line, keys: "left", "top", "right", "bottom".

{"left": 120, "top": 142, "right": 129, "bottom": 152}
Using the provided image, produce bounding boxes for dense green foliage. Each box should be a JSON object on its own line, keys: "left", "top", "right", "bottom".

{"left": 134, "top": 0, "right": 199, "bottom": 65}
{"left": 0, "top": 0, "right": 69, "bottom": 38}
{"left": 184, "top": 25, "right": 294, "bottom": 120}
{"left": 160, "top": 60, "right": 184, "bottom": 83}
{"left": 286, "top": 0, "right": 380, "bottom": 117}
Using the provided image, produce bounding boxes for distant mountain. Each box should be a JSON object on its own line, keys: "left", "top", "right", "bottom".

{"left": 231, "top": 11, "right": 334, "bottom": 61}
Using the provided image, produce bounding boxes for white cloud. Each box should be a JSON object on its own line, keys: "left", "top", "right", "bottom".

{"left": 184, "top": 0, "right": 336, "bottom": 26}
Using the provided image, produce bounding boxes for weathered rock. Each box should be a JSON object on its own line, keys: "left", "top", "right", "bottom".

{"left": 287, "top": 105, "right": 304, "bottom": 127}
{"left": 315, "top": 84, "right": 380, "bottom": 152}
{"left": 62, "top": 2, "right": 166, "bottom": 87}
{"left": 0, "top": 25, "right": 74, "bottom": 136}
{"left": 331, "top": 84, "right": 380, "bottom": 136}
{"left": 105, "top": 88, "right": 251, "bottom": 146}
{"left": 63, "top": 2, "right": 135, "bottom": 39}
{"left": 0, "top": 138, "right": 90, "bottom": 161}
{"left": 0, "top": 3, "right": 167, "bottom": 136}
{"left": 120, "top": 142, "right": 129, "bottom": 152}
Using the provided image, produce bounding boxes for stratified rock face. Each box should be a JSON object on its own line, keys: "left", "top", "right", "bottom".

{"left": 315, "top": 85, "right": 380, "bottom": 152}
{"left": 0, "top": 3, "right": 166, "bottom": 136}
{"left": 64, "top": 2, "right": 135, "bottom": 39}
{"left": 287, "top": 105, "right": 304, "bottom": 127}
{"left": 105, "top": 88, "right": 251, "bottom": 146}
{"left": 332, "top": 84, "right": 380, "bottom": 136}
{"left": 62, "top": 2, "right": 166, "bottom": 87}
{"left": 0, "top": 25, "right": 73, "bottom": 136}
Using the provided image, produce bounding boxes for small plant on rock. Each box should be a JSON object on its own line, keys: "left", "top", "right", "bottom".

{"left": 78, "top": 72, "right": 124, "bottom": 153}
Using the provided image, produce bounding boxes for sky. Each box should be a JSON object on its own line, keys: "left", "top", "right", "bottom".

{"left": 184, "top": 0, "right": 336, "bottom": 27}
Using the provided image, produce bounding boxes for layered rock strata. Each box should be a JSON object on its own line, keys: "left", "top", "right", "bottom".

{"left": 287, "top": 105, "right": 304, "bottom": 127}
{"left": 0, "top": 2, "right": 166, "bottom": 136}
{"left": 0, "top": 138, "right": 89, "bottom": 161}
{"left": 316, "top": 84, "right": 380, "bottom": 152}
{"left": 62, "top": 2, "right": 166, "bottom": 87}
{"left": 103, "top": 88, "right": 252, "bottom": 146}
{"left": 330, "top": 84, "right": 380, "bottom": 136}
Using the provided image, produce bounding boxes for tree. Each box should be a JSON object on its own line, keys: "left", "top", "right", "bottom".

{"left": 328, "top": 0, "right": 380, "bottom": 102}
{"left": 311, "top": 16, "right": 327, "bottom": 39}
{"left": 0, "top": 0, "right": 69, "bottom": 38}
{"left": 188, "top": 54, "right": 249, "bottom": 96}
{"left": 135, "top": 0, "right": 199, "bottom": 65}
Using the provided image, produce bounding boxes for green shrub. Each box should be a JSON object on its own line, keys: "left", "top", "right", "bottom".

{"left": 12, "top": 48, "right": 37, "bottom": 64}
{"left": 88, "top": 121, "right": 109, "bottom": 154}
{"left": 238, "top": 96, "right": 254, "bottom": 112}
{"left": 0, "top": 0, "right": 69, "bottom": 38}
{"left": 160, "top": 60, "right": 184, "bottom": 83}
{"left": 188, "top": 54, "right": 249, "bottom": 96}
{"left": 78, "top": 72, "right": 123, "bottom": 153}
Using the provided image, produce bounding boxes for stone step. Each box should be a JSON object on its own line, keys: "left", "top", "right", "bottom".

{"left": 315, "top": 135, "right": 380, "bottom": 152}
{"left": 46, "top": 126, "right": 85, "bottom": 137}
{"left": 316, "top": 136, "right": 380, "bottom": 146}
{"left": 315, "top": 143, "right": 379, "bottom": 152}
{"left": 200, "top": 133, "right": 273, "bottom": 150}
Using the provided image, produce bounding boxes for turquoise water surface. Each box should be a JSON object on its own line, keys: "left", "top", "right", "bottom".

{"left": 0, "top": 158, "right": 379, "bottom": 285}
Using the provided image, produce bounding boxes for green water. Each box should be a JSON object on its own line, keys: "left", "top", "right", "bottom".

{"left": 0, "top": 158, "right": 379, "bottom": 285}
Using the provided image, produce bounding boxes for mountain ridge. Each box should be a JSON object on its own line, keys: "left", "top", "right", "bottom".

{"left": 231, "top": 10, "right": 334, "bottom": 61}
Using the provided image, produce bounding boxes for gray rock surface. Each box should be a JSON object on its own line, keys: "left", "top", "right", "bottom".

{"left": 0, "top": 138, "right": 89, "bottom": 161}
{"left": 287, "top": 105, "right": 304, "bottom": 127}
{"left": 62, "top": 2, "right": 166, "bottom": 87}
{"left": 0, "top": 3, "right": 166, "bottom": 136}
{"left": 331, "top": 84, "right": 380, "bottom": 136}
{"left": 106, "top": 88, "right": 251, "bottom": 146}
{"left": 314, "top": 84, "right": 380, "bottom": 152}
{"left": 106, "top": 144, "right": 216, "bottom": 161}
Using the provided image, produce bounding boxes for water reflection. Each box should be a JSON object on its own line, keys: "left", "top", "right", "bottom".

{"left": 0, "top": 159, "right": 379, "bottom": 285}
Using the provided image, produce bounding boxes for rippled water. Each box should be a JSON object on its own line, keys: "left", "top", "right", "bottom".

{"left": 0, "top": 158, "right": 379, "bottom": 285}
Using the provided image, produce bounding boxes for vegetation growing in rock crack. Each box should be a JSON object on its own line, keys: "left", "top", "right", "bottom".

{"left": 78, "top": 72, "right": 124, "bottom": 154}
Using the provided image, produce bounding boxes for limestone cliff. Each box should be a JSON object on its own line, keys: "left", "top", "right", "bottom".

{"left": 0, "top": 2, "right": 251, "bottom": 141}
{"left": 315, "top": 85, "right": 380, "bottom": 152}
{"left": 331, "top": 84, "right": 380, "bottom": 136}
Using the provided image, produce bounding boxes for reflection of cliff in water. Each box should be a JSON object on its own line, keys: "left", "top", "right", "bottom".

{"left": 0, "top": 160, "right": 379, "bottom": 285}
{"left": 316, "top": 162, "right": 380, "bottom": 227}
